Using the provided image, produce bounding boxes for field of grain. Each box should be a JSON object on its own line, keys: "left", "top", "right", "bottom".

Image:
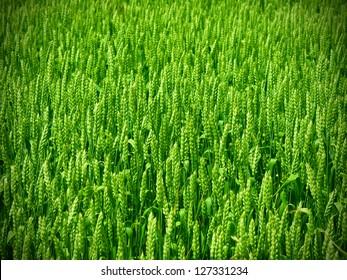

{"left": 0, "top": 0, "right": 346, "bottom": 260}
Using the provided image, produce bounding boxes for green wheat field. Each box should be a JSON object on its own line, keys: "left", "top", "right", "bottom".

{"left": 0, "top": 0, "right": 346, "bottom": 260}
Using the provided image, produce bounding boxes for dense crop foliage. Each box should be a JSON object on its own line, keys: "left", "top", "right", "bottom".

{"left": 0, "top": 0, "right": 346, "bottom": 260}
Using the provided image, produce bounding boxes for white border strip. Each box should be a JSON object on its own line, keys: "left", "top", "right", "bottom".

{"left": 1, "top": 260, "right": 346, "bottom": 280}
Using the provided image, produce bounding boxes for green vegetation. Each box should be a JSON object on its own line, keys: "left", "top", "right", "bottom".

{"left": 0, "top": 0, "right": 346, "bottom": 260}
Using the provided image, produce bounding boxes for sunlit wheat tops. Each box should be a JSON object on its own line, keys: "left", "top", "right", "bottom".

{"left": 0, "top": 0, "right": 346, "bottom": 260}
